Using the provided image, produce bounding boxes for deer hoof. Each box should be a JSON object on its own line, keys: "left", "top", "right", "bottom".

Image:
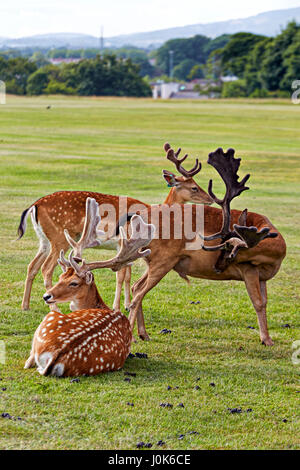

{"left": 261, "top": 337, "right": 274, "bottom": 346}
{"left": 139, "top": 333, "right": 151, "bottom": 341}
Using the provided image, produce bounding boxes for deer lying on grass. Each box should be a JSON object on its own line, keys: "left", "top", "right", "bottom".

{"left": 123, "top": 146, "right": 286, "bottom": 346}
{"left": 18, "top": 146, "right": 211, "bottom": 312}
{"left": 24, "top": 198, "right": 155, "bottom": 377}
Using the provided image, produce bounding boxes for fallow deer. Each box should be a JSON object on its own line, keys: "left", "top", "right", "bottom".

{"left": 24, "top": 198, "right": 155, "bottom": 377}
{"left": 18, "top": 146, "right": 212, "bottom": 312}
{"left": 121, "top": 145, "right": 286, "bottom": 346}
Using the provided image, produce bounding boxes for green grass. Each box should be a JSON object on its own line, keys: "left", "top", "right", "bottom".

{"left": 0, "top": 95, "right": 299, "bottom": 450}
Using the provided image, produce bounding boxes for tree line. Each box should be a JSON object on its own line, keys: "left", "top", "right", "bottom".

{"left": 0, "top": 21, "right": 299, "bottom": 97}
{"left": 0, "top": 54, "right": 152, "bottom": 97}
{"left": 217, "top": 21, "right": 300, "bottom": 97}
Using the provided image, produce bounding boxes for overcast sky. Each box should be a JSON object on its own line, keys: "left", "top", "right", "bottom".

{"left": 1, "top": 0, "right": 300, "bottom": 38}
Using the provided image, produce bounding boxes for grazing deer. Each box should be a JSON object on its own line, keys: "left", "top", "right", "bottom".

{"left": 122, "top": 145, "right": 286, "bottom": 346}
{"left": 18, "top": 145, "right": 212, "bottom": 312}
{"left": 24, "top": 198, "right": 155, "bottom": 377}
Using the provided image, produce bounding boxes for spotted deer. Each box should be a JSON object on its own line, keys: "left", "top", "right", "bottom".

{"left": 18, "top": 144, "right": 212, "bottom": 312}
{"left": 122, "top": 146, "right": 286, "bottom": 346}
{"left": 24, "top": 198, "right": 155, "bottom": 377}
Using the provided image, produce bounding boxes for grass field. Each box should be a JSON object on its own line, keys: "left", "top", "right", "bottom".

{"left": 0, "top": 95, "right": 299, "bottom": 450}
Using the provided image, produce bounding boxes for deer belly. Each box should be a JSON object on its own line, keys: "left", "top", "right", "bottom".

{"left": 57, "top": 349, "right": 128, "bottom": 377}
{"left": 175, "top": 254, "right": 243, "bottom": 281}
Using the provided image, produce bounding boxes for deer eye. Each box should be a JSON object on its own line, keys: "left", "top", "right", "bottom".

{"left": 69, "top": 282, "right": 79, "bottom": 287}
{"left": 191, "top": 187, "right": 198, "bottom": 192}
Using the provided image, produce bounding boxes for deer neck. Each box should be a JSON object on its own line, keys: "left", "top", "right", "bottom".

{"left": 164, "top": 188, "right": 183, "bottom": 205}
{"left": 70, "top": 283, "right": 109, "bottom": 311}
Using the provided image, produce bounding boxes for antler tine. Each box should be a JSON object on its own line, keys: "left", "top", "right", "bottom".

{"left": 233, "top": 225, "right": 278, "bottom": 248}
{"left": 67, "top": 250, "right": 86, "bottom": 277}
{"left": 57, "top": 250, "right": 71, "bottom": 273}
{"left": 164, "top": 142, "right": 202, "bottom": 178}
{"left": 82, "top": 215, "right": 155, "bottom": 273}
{"left": 63, "top": 197, "right": 104, "bottom": 260}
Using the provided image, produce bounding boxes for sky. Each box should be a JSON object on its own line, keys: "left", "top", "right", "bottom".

{"left": 1, "top": 0, "right": 300, "bottom": 38}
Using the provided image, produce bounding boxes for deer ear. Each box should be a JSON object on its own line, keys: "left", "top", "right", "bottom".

{"left": 85, "top": 272, "right": 94, "bottom": 285}
{"left": 162, "top": 171, "right": 180, "bottom": 187}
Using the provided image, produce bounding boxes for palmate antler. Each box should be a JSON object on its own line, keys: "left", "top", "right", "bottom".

{"left": 164, "top": 142, "right": 202, "bottom": 178}
{"left": 59, "top": 197, "right": 155, "bottom": 276}
{"left": 200, "top": 148, "right": 278, "bottom": 269}
{"left": 64, "top": 198, "right": 105, "bottom": 261}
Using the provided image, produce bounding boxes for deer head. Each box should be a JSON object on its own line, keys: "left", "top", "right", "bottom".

{"left": 43, "top": 197, "right": 155, "bottom": 308}
{"left": 43, "top": 251, "right": 96, "bottom": 309}
{"left": 162, "top": 143, "right": 213, "bottom": 205}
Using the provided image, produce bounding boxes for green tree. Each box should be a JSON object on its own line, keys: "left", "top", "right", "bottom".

{"left": 244, "top": 38, "right": 272, "bottom": 95}
{"left": 173, "top": 59, "right": 198, "bottom": 80}
{"left": 188, "top": 64, "right": 204, "bottom": 80}
{"left": 260, "top": 21, "right": 299, "bottom": 91}
{"left": 280, "top": 27, "right": 300, "bottom": 91}
{"left": 62, "top": 55, "right": 151, "bottom": 97}
{"left": 30, "top": 51, "right": 50, "bottom": 68}
{"left": 155, "top": 35, "right": 211, "bottom": 74}
{"left": 0, "top": 57, "right": 37, "bottom": 94}
{"left": 221, "top": 79, "right": 247, "bottom": 98}
{"left": 203, "top": 34, "right": 231, "bottom": 56}
{"left": 26, "top": 69, "right": 50, "bottom": 95}
{"left": 220, "top": 32, "right": 266, "bottom": 78}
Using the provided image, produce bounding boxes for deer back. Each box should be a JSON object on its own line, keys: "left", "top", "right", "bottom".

{"left": 34, "top": 308, "right": 132, "bottom": 377}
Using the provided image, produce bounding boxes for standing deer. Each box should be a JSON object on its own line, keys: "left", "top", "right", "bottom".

{"left": 24, "top": 198, "right": 155, "bottom": 377}
{"left": 121, "top": 145, "right": 286, "bottom": 346}
{"left": 18, "top": 145, "right": 212, "bottom": 312}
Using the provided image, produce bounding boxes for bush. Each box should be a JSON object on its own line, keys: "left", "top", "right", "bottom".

{"left": 45, "top": 80, "right": 75, "bottom": 95}
{"left": 26, "top": 69, "right": 49, "bottom": 95}
{"left": 5, "top": 79, "right": 24, "bottom": 95}
{"left": 249, "top": 88, "right": 269, "bottom": 98}
{"left": 221, "top": 79, "right": 247, "bottom": 98}
{"left": 173, "top": 59, "right": 198, "bottom": 80}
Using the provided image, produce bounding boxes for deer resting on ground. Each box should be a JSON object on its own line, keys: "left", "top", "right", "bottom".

{"left": 24, "top": 198, "right": 155, "bottom": 377}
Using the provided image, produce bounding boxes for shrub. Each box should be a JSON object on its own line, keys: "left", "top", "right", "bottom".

{"left": 45, "top": 80, "right": 75, "bottom": 95}
{"left": 221, "top": 79, "right": 247, "bottom": 98}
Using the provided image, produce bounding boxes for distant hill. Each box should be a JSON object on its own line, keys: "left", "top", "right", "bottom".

{"left": 0, "top": 33, "right": 99, "bottom": 49}
{"left": 106, "top": 7, "right": 300, "bottom": 47}
{"left": 1, "top": 7, "right": 300, "bottom": 50}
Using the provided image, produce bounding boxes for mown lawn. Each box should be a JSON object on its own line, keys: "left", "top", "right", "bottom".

{"left": 0, "top": 95, "right": 299, "bottom": 450}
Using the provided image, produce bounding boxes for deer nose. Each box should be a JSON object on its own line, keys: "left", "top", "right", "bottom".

{"left": 43, "top": 293, "right": 53, "bottom": 303}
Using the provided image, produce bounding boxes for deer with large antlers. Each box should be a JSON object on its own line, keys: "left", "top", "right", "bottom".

{"left": 18, "top": 145, "right": 211, "bottom": 312}
{"left": 24, "top": 198, "right": 155, "bottom": 377}
{"left": 123, "top": 146, "right": 286, "bottom": 346}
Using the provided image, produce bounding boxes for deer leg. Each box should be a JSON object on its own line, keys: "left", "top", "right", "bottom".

{"left": 131, "top": 270, "right": 149, "bottom": 340}
{"left": 129, "top": 262, "right": 175, "bottom": 339}
{"left": 242, "top": 266, "right": 273, "bottom": 346}
{"left": 124, "top": 266, "right": 132, "bottom": 311}
{"left": 41, "top": 242, "right": 68, "bottom": 312}
{"left": 22, "top": 241, "right": 50, "bottom": 310}
{"left": 24, "top": 325, "right": 41, "bottom": 368}
{"left": 113, "top": 267, "right": 126, "bottom": 311}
